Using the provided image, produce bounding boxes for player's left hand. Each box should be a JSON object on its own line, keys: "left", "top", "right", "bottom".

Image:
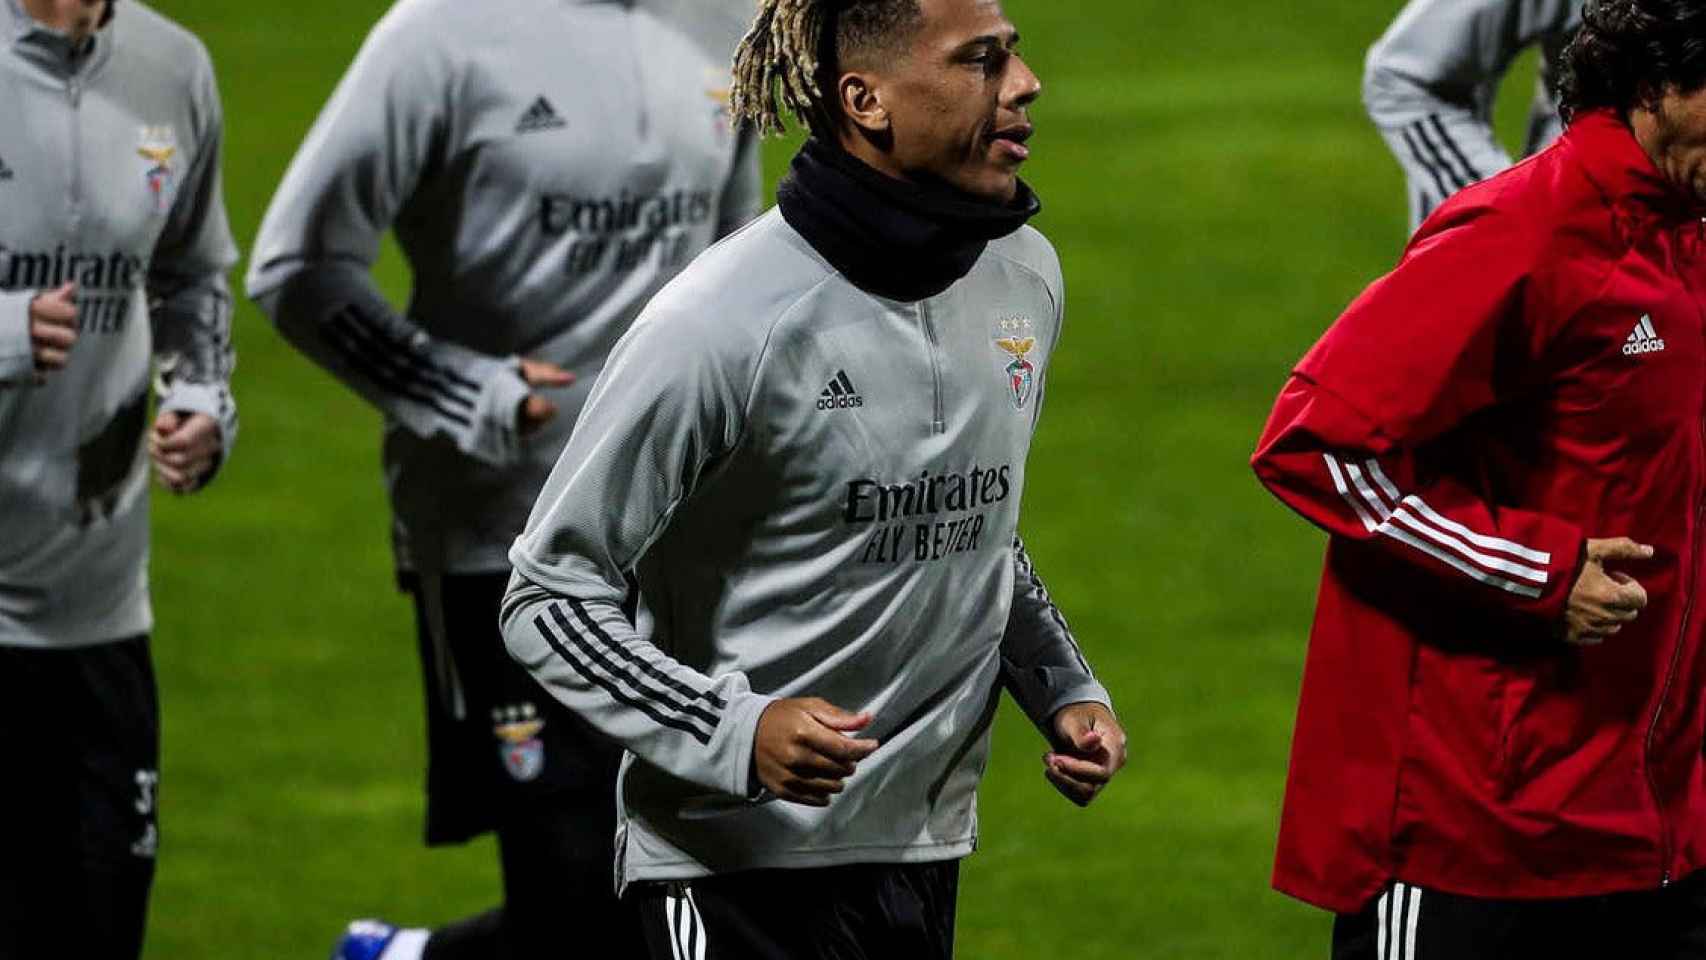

{"left": 1045, "top": 702, "right": 1126, "bottom": 807}
{"left": 149, "top": 410, "right": 222, "bottom": 494}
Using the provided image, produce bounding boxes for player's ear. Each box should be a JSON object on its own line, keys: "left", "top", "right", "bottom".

{"left": 837, "top": 71, "right": 890, "bottom": 134}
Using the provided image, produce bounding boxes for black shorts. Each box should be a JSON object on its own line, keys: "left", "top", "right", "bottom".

{"left": 632, "top": 861, "right": 960, "bottom": 960}
{"left": 1332, "top": 874, "right": 1706, "bottom": 960}
{"left": 0, "top": 636, "right": 159, "bottom": 960}
{"left": 405, "top": 572, "right": 622, "bottom": 845}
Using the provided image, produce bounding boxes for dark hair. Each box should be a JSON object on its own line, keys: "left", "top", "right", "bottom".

{"left": 1559, "top": 0, "right": 1706, "bottom": 121}
{"left": 731, "top": 0, "right": 924, "bottom": 137}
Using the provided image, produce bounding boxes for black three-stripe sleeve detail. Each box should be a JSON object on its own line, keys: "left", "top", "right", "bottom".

{"left": 533, "top": 612, "right": 715, "bottom": 745}
{"left": 330, "top": 307, "right": 481, "bottom": 407}
{"left": 1409, "top": 121, "right": 1467, "bottom": 190}
{"left": 321, "top": 320, "right": 475, "bottom": 428}
{"left": 1013, "top": 538, "right": 1093, "bottom": 675}
{"left": 1412, "top": 121, "right": 1467, "bottom": 191}
{"left": 337, "top": 303, "right": 482, "bottom": 392}
{"left": 564, "top": 599, "right": 728, "bottom": 710}
{"left": 326, "top": 316, "right": 476, "bottom": 422}
{"left": 1400, "top": 127, "right": 1454, "bottom": 200}
{"left": 1427, "top": 115, "right": 1484, "bottom": 184}
{"left": 549, "top": 603, "right": 725, "bottom": 732}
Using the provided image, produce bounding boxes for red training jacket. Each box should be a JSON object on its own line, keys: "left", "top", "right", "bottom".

{"left": 1252, "top": 110, "right": 1706, "bottom": 912}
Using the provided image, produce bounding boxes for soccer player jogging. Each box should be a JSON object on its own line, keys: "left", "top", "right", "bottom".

{"left": 245, "top": 1, "right": 760, "bottom": 957}
{"left": 0, "top": 0, "right": 239, "bottom": 956}
{"left": 1254, "top": 1, "right": 1706, "bottom": 955}
{"left": 1365, "top": 0, "right": 1580, "bottom": 230}
{"left": 500, "top": 1, "right": 1127, "bottom": 957}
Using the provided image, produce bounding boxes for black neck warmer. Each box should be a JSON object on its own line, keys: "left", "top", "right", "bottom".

{"left": 776, "top": 137, "right": 1041, "bottom": 302}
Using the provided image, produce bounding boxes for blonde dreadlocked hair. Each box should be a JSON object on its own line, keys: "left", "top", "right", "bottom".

{"left": 731, "top": 0, "right": 924, "bottom": 138}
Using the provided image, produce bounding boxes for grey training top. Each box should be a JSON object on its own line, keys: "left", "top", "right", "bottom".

{"left": 1364, "top": 0, "right": 1581, "bottom": 229}
{"left": 501, "top": 209, "right": 1112, "bottom": 890}
{"left": 246, "top": 0, "right": 761, "bottom": 574}
{"left": 0, "top": 0, "right": 238, "bottom": 648}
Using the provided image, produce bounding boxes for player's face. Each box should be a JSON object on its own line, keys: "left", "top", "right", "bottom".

{"left": 880, "top": 0, "right": 1041, "bottom": 203}
{"left": 21, "top": 0, "right": 106, "bottom": 42}
{"left": 1643, "top": 86, "right": 1706, "bottom": 206}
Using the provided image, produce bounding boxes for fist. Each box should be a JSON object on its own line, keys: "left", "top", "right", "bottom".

{"left": 148, "top": 410, "right": 223, "bottom": 493}
{"left": 752, "top": 698, "right": 880, "bottom": 807}
{"left": 1564, "top": 537, "right": 1653, "bottom": 646}
{"left": 29, "top": 282, "right": 78, "bottom": 376}
{"left": 1045, "top": 702, "right": 1127, "bottom": 807}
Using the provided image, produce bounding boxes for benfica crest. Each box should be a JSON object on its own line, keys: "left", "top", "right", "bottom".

{"left": 137, "top": 126, "right": 177, "bottom": 216}
{"left": 993, "top": 316, "right": 1039, "bottom": 410}
{"left": 492, "top": 704, "right": 546, "bottom": 782}
{"left": 705, "top": 69, "right": 733, "bottom": 139}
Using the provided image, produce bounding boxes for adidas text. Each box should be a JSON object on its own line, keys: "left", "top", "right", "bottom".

{"left": 817, "top": 370, "right": 863, "bottom": 411}
{"left": 1624, "top": 314, "right": 1665, "bottom": 355}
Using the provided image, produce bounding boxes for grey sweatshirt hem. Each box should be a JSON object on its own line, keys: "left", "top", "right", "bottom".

{"left": 0, "top": 597, "right": 152, "bottom": 649}
{"left": 618, "top": 837, "right": 976, "bottom": 894}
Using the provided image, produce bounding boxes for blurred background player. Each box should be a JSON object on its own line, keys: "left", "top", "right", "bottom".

{"left": 500, "top": 1, "right": 1125, "bottom": 957}
{"left": 244, "top": 0, "right": 759, "bottom": 957}
{"left": 1256, "top": 0, "right": 1706, "bottom": 954}
{"left": 1364, "top": 0, "right": 1581, "bottom": 230}
{"left": 0, "top": 0, "right": 239, "bottom": 956}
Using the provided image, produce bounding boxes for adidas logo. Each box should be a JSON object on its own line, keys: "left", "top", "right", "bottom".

{"left": 816, "top": 370, "right": 864, "bottom": 411}
{"left": 516, "top": 96, "right": 567, "bottom": 134}
{"left": 0, "top": 156, "right": 13, "bottom": 182}
{"left": 1623, "top": 314, "right": 1666, "bottom": 356}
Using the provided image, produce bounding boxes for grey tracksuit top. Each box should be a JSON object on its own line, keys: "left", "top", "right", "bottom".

{"left": 501, "top": 208, "right": 1112, "bottom": 889}
{"left": 0, "top": 0, "right": 238, "bottom": 648}
{"left": 245, "top": 0, "right": 761, "bottom": 574}
{"left": 1364, "top": 0, "right": 1580, "bottom": 230}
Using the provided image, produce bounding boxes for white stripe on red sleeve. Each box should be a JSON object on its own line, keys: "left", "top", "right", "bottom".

{"left": 1323, "top": 454, "right": 1547, "bottom": 599}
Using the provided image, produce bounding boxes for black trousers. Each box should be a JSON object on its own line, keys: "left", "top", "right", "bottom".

{"left": 0, "top": 637, "right": 158, "bottom": 960}
{"left": 1333, "top": 874, "right": 1706, "bottom": 960}
{"left": 405, "top": 573, "right": 644, "bottom": 959}
{"left": 634, "top": 861, "right": 961, "bottom": 960}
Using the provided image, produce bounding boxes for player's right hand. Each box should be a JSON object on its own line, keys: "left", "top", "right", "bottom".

{"left": 1564, "top": 537, "right": 1654, "bottom": 646}
{"left": 516, "top": 356, "right": 575, "bottom": 435}
{"left": 752, "top": 697, "right": 880, "bottom": 807}
{"left": 29, "top": 282, "right": 77, "bottom": 376}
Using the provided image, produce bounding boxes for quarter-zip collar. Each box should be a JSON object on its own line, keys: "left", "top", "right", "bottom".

{"left": 6, "top": 0, "right": 114, "bottom": 81}
{"left": 1566, "top": 108, "right": 1706, "bottom": 232}
{"left": 777, "top": 136, "right": 1041, "bottom": 303}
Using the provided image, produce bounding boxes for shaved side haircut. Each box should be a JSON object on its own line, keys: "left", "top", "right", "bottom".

{"left": 731, "top": 0, "right": 925, "bottom": 136}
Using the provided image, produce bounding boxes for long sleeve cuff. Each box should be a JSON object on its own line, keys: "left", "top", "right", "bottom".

{"left": 463, "top": 358, "right": 531, "bottom": 468}
{"left": 1015, "top": 671, "right": 1114, "bottom": 734}
{"left": 708, "top": 689, "right": 780, "bottom": 799}
{"left": 0, "top": 289, "right": 35, "bottom": 384}
{"left": 158, "top": 380, "right": 238, "bottom": 486}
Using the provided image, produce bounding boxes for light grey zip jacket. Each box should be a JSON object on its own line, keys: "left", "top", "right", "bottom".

{"left": 1364, "top": 0, "right": 1580, "bottom": 229}
{"left": 502, "top": 208, "right": 1111, "bottom": 890}
{"left": 0, "top": 0, "right": 237, "bottom": 647}
{"left": 246, "top": 0, "right": 760, "bottom": 574}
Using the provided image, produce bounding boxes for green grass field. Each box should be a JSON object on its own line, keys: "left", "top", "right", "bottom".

{"left": 138, "top": 2, "right": 1543, "bottom": 956}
